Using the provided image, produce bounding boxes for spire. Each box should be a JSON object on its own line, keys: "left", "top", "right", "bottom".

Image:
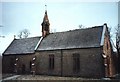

{"left": 43, "top": 10, "right": 49, "bottom": 23}
{"left": 41, "top": 5, "right": 50, "bottom": 37}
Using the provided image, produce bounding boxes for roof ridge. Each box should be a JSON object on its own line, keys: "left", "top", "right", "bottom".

{"left": 15, "top": 36, "right": 41, "bottom": 40}
{"left": 50, "top": 25, "right": 103, "bottom": 35}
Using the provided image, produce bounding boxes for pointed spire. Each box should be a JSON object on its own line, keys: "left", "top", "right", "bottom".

{"left": 41, "top": 5, "right": 50, "bottom": 37}
{"left": 43, "top": 10, "right": 49, "bottom": 23}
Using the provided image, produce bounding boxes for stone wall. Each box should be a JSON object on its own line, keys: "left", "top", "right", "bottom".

{"left": 103, "top": 28, "right": 116, "bottom": 77}
{"left": 62, "top": 48, "right": 104, "bottom": 78}
{"left": 2, "top": 54, "right": 34, "bottom": 74}
{"left": 35, "top": 50, "right": 62, "bottom": 76}
{"left": 35, "top": 47, "right": 105, "bottom": 78}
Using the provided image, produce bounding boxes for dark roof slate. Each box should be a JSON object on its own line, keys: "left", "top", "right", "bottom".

{"left": 3, "top": 37, "right": 40, "bottom": 55}
{"left": 37, "top": 26, "right": 103, "bottom": 51}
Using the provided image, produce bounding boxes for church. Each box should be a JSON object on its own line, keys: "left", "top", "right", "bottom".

{"left": 2, "top": 10, "right": 116, "bottom": 78}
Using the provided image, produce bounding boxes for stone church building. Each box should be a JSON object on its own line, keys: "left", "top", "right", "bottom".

{"left": 2, "top": 10, "right": 116, "bottom": 78}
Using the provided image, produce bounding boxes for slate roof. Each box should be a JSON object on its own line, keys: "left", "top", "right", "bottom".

{"left": 3, "top": 37, "right": 40, "bottom": 55}
{"left": 37, "top": 26, "right": 103, "bottom": 51}
{"left": 3, "top": 26, "right": 104, "bottom": 55}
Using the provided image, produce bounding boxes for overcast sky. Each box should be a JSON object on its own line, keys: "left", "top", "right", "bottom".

{"left": 0, "top": 1, "right": 119, "bottom": 54}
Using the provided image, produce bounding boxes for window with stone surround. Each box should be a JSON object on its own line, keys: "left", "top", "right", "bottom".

{"left": 49, "top": 54, "right": 54, "bottom": 70}
{"left": 73, "top": 53, "right": 80, "bottom": 73}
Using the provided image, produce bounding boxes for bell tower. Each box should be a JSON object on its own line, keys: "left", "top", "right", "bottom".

{"left": 41, "top": 6, "right": 50, "bottom": 37}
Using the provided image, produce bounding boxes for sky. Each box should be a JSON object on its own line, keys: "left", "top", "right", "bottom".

{"left": 0, "top": 0, "right": 119, "bottom": 54}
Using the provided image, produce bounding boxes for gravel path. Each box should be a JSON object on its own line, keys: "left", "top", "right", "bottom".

{"left": 2, "top": 75, "right": 20, "bottom": 81}
{"left": 15, "top": 75, "right": 97, "bottom": 80}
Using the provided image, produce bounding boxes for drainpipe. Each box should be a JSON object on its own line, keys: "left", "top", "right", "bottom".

{"left": 61, "top": 50, "right": 63, "bottom": 76}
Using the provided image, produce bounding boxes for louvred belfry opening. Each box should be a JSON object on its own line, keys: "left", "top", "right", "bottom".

{"left": 41, "top": 10, "right": 50, "bottom": 37}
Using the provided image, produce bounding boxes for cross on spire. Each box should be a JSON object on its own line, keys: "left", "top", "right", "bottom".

{"left": 45, "top": 5, "right": 47, "bottom": 11}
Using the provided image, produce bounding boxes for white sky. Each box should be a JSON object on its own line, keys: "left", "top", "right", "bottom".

{"left": 0, "top": 0, "right": 119, "bottom": 54}
{"left": 1, "top": 0, "right": 120, "bottom": 2}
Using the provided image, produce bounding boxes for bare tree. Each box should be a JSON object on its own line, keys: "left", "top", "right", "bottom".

{"left": 111, "top": 24, "right": 120, "bottom": 73}
{"left": 116, "top": 24, "right": 120, "bottom": 73}
{"left": 0, "top": 25, "right": 5, "bottom": 38}
{"left": 78, "top": 24, "right": 86, "bottom": 29}
{"left": 78, "top": 25, "right": 83, "bottom": 29}
{"left": 116, "top": 24, "right": 120, "bottom": 54}
{"left": 116, "top": 28, "right": 120, "bottom": 51}
{"left": 18, "top": 29, "right": 30, "bottom": 39}
{"left": 109, "top": 25, "right": 119, "bottom": 52}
